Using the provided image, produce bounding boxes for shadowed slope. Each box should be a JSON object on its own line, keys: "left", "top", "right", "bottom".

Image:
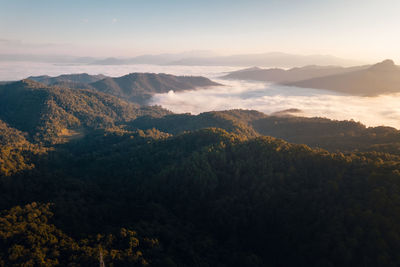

{"left": 285, "top": 60, "right": 400, "bottom": 96}
{"left": 90, "top": 73, "right": 221, "bottom": 104}
{"left": 222, "top": 65, "right": 367, "bottom": 83}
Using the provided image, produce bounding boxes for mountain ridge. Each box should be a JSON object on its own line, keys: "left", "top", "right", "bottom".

{"left": 89, "top": 72, "right": 222, "bottom": 104}
{"left": 28, "top": 73, "right": 108, "bottom": 85}
{"left": 223, "top": 59, "right": 400, "bottom": 96}
{"left": 285, "top": 59, "right": 400, "bottom": 96}
{"left": 167, "top": 52, "right": 363, "bottom": 67}
{"left": 22, "top": 72, "right": 222, "bottom": 104}
{"left": 222, "top": 64, "right": 368, "bottom": 83}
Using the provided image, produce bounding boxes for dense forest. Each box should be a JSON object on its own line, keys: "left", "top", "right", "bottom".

{"left": 1, "top": 79, "right": 400, "bottom": 266}
{"left": 130, "top": 110, "right": 400, "bottom": 154}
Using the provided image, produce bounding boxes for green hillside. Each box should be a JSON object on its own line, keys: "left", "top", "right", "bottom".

{"left": 129, "top": 109, "right": 400, "bottom": 154}
{"left": 0, "top": 80, "right": 170, "bottom": 143}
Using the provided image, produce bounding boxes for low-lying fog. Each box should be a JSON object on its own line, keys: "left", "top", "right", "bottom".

{"left": 1, "top": 62, "right": 400, "bottom": 129}
{"left": 150, "top": 79, "right": 400, "bottom": 129}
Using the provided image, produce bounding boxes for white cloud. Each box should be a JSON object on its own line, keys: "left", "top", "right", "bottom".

{"left": 149, "top": 78, "right": 400, "bottom": 129}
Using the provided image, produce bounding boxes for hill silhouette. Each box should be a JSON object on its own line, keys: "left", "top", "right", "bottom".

{"left": 28, "top": 73, "right": 108, "bottom": 85}
{"left": 222, "top": 65, "right": 367, "bottom": 83}
{"left": 285, "top": 59, "right": 400, "bottom": 95}
{"left": 167, "top": 52, "right": 362, "bottom": 67}
{"left": 90, "top": 72, "right": 221, "bottom": 104}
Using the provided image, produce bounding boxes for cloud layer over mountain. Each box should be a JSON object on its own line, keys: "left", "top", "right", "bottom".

{"left": 150, "top": 79, "right": 400, "bottom": 129}
{"left": 1, "top": 62, "right": 399, "bottom": 129}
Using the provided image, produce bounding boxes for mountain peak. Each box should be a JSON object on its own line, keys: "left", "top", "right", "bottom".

{"left": 19, "top": 79, "right": 47, "bottom": 88}
{"left": 246, "top": 67, "right": 262, "bottom": 71}
{"left": 370, "top": 59, "right": 397, "bottom": 71}
{"left": 89, "top": 73, "right": 221, "bottom": 104}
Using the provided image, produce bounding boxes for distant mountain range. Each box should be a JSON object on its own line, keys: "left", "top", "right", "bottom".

{"left": 222, "top": 65, "right": 368, "bottom": 83}
{"left": 90, "top": 51, "right": 217, "bottom": 65}
{"left": 166, "top": 52, "right": 363, "bottom": 67}
{"left": 28, "top": 72, "right": 221, "bottom": 104}
{"left": 223, "top": 59, "right": 400, "bottom": 96}
{"left": 29, "top": 73, "right": 107, "bottom": 85}
{"left": 0, "top": 51, "right": 364, "bottom": 67}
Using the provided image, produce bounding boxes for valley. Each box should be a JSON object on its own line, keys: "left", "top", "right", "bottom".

{"left": 1, "top": 60, "right": 400, "bottom": 266}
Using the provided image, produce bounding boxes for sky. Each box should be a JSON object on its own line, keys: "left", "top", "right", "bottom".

{"left": 1, "top": 0, "right": 399, "bottom": 61}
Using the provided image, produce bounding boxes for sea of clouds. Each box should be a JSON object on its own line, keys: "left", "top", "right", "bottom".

{"left": 1, "top": 61, "right": 400, "bottom": 129}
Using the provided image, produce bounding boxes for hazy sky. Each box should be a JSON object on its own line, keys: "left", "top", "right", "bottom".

{"left": 1, "top": 0, "right": 399, "bottom": 61}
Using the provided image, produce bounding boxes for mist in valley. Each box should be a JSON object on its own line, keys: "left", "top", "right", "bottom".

{"left": 2, "top": 61, "right": 399, "bottom": 129}
{"left": 150, "top": 78, "right": 400, "bottom": 129}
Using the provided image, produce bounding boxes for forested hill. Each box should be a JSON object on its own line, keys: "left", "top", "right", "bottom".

{"left": 1, "top": 128, "right": 400, "bottom": 266}
{"left": 27, "top": 72, "right": 222, "bottom": 104}
{"left": 0, "top": 80, "right": 169, "bottom": 143}
{"left": 0, "top": 85, "right": 399, "bottom": 176}
{"left": 28, "top": 73, "right": 108, "bottom": 85}
{"left": 129, "top": 109, "right": 400, "bottom": 154}
{"left": 0, "top": 119, "right": 44, "bottom": 176}
{"left": 129, "top": 109, "right": 265, "bottom": 137}
{"left": 89, "top": 72, "right": 221, "bottom": 104}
